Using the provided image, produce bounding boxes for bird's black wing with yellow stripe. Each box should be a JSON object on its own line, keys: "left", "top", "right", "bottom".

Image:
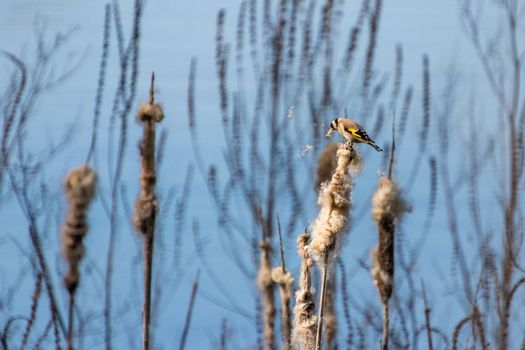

{"left": 351, "top": 127, "right": 383, "bottom": 152}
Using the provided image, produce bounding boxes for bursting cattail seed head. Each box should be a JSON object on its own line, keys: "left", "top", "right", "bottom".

{"left": 137, "top": 102, "right": 164, "bottom": 123}
{"left": 309, "top": 143, "right": 361, "bottom": 263}
{"left": 370, "top": 176, "right": 409, "bottom": 301}
{"left": 271, "top": 267, "right": 294, "bottom": 287}
{"left": 292, "top": 232, "right": 316, "bottom": 350}
{"left": 372, "top": 176, "right": 410, "bottom": 224}
{"left": 272, "top": 267, "right": 294, "bottom": 350}
{"left": 257, "top": 240, "right": 276, "bottom": 349}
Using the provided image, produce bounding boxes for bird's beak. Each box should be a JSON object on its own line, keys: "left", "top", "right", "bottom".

{"left": 325, "top": 128, "right": 334, "bottom": 138}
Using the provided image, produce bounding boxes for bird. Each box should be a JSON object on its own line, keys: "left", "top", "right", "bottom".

{"left": 325, "top": 117, "right": 383, "bottom": 152}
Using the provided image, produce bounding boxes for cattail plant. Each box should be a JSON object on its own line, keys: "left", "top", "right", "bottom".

{"left": 271, "top": 267, "right": 293, "bottom": 349}
{"left": 309, "top": 142, "right": 361, "bottom": 350}
{"left": 292, "top": 231, "right": 316, "bottom": 350}
{"left": 133, "top": 73, "right": 164, "bottom": 350}
{"left": 314, "top": 144, "right": 338, "bottom": 350}
{"left": 257, "top": 239, "right": 276, "bottom": 350}
{"left": 61, "top": 165, "right": 96, "bottom": 350}
{"left": 271, "top": 218, "right": 294, "bottom": 350}
{"left": 371, "top": 175, "right": 409, "bottom": 350}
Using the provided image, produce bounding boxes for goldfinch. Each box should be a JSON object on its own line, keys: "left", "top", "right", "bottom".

{"left": 326, "top": 117, "right": 383, "bottom": 152}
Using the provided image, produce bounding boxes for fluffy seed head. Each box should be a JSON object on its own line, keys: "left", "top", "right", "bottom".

{"left": 292, "top": 232, "right": 316, "bottom": 350}
{"left": 309, "top": 143, "right": 361, "bottom": 263}
{"left": 137, "top": 102, "right": 164, "bottom": 123}
{"left": 372, "top": 176, "right": 410, "bottom": 223}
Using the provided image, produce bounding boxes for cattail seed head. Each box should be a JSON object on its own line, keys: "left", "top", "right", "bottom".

{"left": 309, "top": 143, "right": 361, "bottom": 263}
{"left": 134, "top": 101, "right": 164, "bottom": 235}
{"left": 258, "top": 240, "right": 276, "bottom": 349}
{"left": 271, "top": 267, "right": 294, "bottom": 287}
{"left": 272, "top": 267, "right": 294, "bottom": 350}
{"left": 372, "top": 176, "right": 410, "bottom": 223}
{"left": 370, "top": 176, "right": 409, "bottom": 302}
{"left": 61, "top": 166, "right": 96, "bottom": 293}
{"left": 292, "top": 231, "right": 316, "bottom": 350}
{"left": 137, "top": 102, "right": 164, "bottom": 123}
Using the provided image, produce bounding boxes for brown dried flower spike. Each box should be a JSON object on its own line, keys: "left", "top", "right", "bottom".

{"left": 61, "top": 166, "right": 96, "bottom": 293}
{"left": 134, "top": 78, "right": 164, "bottom": 235}
{"left": 133, "top": 73, "right": 164, "bottom": 350}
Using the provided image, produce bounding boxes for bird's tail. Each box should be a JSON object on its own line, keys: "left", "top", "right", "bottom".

{"left": 369, "top": 142, "right": 383, "bottom": 152}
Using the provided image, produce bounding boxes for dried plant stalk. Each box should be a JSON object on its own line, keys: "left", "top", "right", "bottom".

{"left": 258, "top": 240, "right": 276, "bottom": 350}
{"left": 61, "top": 165, "right": 97, "bottom": 349}
{"left": 292, "top": 231, "right": 316, "bottom": 350}
{"left": 371, "top": 176, "right": 409, "bottom": 350}
{"left": 309, "top": 142, "right": 361, "bottom": 350}
{"left": 271, "top": 267, "right": 293, "bottom": 350}
{"left": 324, "top": 276, "right": 337, "bottom": 350}
{"left": 133, "top": 74, "right": 164, "bottom": 350}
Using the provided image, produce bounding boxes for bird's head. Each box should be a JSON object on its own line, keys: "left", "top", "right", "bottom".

{"left": 325, "top": 118, "right": 340, "bottom": 137}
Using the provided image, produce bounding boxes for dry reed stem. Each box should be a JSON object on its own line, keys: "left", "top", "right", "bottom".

{"left": 324, "top": 275, "right": 337, "bottom": 350}
{"left": 134, "top": 73, "right": 164, "bottom": 350}
{"left": 315, "top": 256, "right": 329, "bottom": 350}
{"left": 179, "top": 271, "right": 200, "bottom": 350}
{"left": 61, "top": 165, "right": 96, "bottom": 350}
{"left": 292, "top": 231, "right": 316, "bottom": 350}
{"left": 371, "top": 176, "right": 409, "bottom": 350}
{"left": 220, "top": 319, "right": 227, "bottom": 350}
{"left": 452, "top": 315, "right": 473, "bottom": 350}
{"left": 422, "top": 285, "right": 434, "bottom": 350}
{"left": 258, "top": 240, "right": 276, "bottom": 350}
{"left": 21, "top": 272, "right": 43, "bottom": 349}
{"left": 271, "top": 267, "right": 293, "bottom": 350}
{"left": 472, "top": 306, "right": 487, "bottom": 350}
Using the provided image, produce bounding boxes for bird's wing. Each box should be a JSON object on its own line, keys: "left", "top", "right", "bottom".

{"left": 347, "top": 123, "right": 375, "bottom": 143}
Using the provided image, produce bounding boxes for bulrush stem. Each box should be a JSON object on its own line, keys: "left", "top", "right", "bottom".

{"left": 134, "top": 73, "right": 164, "bottom": 350}
{"left": 179, "top": 271, "right": 200, "bottom": 350}
{"left": 67, "top": 293, "right": 75, "bottom": 350}
{"left": 382, "top": 301, "right": 390, "bottom": 350}
{"left": 324, "top": 276, "right": 337, "bottom": 350}
{"left": 315, "top": 256, "right": 329, "bottom": 350}
{"left": 143, "top": 224, "right": 155, "bottom": 350}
